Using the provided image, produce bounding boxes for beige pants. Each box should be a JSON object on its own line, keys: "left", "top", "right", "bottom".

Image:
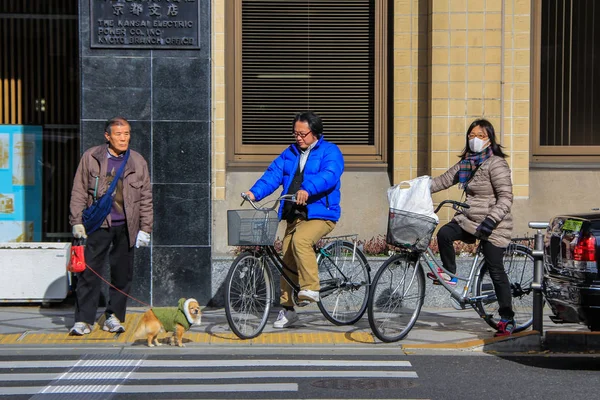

{"left": 279, "top": 218, "right": 336, "bottom": 307}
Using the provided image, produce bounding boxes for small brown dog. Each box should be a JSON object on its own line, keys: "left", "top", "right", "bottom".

{"left": 134, "top": 298, "right": 202, "bottom": 347}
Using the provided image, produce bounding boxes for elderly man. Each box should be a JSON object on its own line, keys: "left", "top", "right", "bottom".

{"left": 68, "top": 116, "right": 153, "bottom": 335}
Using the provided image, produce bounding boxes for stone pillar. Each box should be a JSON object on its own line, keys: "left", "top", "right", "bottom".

{"left": 428, "top": 0, "right": 506, "bottom": 219}
{"left": 426, "top": 0, "right": 530, "bottom": 224}
{"left": 392, "top": 0, "right": 430, "bottom": 183}
{"left": 79, "top": 0, "right": 212, "bottom": 306}
{"left": 503, "top": 0, "right": 531, "bottom": 199}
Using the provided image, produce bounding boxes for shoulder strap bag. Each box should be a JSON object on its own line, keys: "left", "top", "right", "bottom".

{"left": 82, "top": 150, "right": 130, "bottom": 235}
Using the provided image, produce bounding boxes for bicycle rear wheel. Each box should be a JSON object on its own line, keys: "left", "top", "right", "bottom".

{"left": 475, "top": 243, "right": 535, "bottom": 332}
{"left": 316, "top": 241, "right": 371, "bottom": 325}
{"left": 367, "top": 253, "right": 425, "bottom": 342}
{"left": 225, "top": 251, "right": 274, "bottom": 339}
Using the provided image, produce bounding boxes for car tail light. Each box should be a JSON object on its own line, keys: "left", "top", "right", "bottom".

{"left": 574, "top": 234, "right": 596, "bottom": 261}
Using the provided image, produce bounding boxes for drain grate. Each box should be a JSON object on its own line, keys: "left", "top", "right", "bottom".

{"left": 311, "top": 378, "right": 418, "bottom": 390}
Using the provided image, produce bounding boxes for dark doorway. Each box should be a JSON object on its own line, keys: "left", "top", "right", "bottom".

{"left": 0, "top": 0, "right": 79, "bottom": 241}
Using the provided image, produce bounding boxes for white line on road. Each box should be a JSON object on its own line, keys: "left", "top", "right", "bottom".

{"left": 0, "top": 370, "right": 418, "bottom": 381}
{"left": 0, "top": 359, "right": 412, "bottom": 369}
{"left": 1, "top": 383, "right": 298, "bottom": 395}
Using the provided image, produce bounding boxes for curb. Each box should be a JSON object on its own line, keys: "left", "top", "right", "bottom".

{"left": 401, "top": 331, "right": 542, "bottom": 352}
{"left": 0, "top": 325, "right": 540, "bottom": 351}
{"left": 0, "top": 305, "right": 596, "bottom": 353}
{"left": 3, "top": 329, "right": 598, "bottom": 353}
{"left": 544, "top": 331, "right": 600, "bottom": 353}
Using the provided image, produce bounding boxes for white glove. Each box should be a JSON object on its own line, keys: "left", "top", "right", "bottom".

{"left": 72, "top": 224, "right": 87, "bottom": 239}
{"left": 136, "top": 230, "right": 151, "bottom": 248}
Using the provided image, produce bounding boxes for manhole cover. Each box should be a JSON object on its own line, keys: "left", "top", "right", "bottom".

{"left": 311, "top": 378, "right": 418, "bottom": 390}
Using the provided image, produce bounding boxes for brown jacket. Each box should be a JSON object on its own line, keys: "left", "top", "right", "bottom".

{"left": 430, "top": 155, "right": 513, "bottom": 248}
{"left": 69, "top": 145, "right": 153, "bottom": 247}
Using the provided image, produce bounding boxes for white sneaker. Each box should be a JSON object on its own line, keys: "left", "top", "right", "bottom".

{"left": 298, "top": 289, "right": 320, "bottom": 303}
{"left": 69, "top": 322, "right": 91, "bottom": 336}
{"left": 273, "top": 310, "right": 299, "bottom": 329}
{"left": 102, "top": 314, "right": 125, "bottom": 333}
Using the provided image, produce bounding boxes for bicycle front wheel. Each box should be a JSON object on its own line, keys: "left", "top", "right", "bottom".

{"left": 316, "top": 241, "right": 371, "bottom": 325}
{"left": 225, "top": 251, "right": 274, "bottom": 339}
{"left": 367, "top": 253, "right": 425, "bottom": 342}
{"left": 475, "top": 244, "right": 535, "bottom": 332}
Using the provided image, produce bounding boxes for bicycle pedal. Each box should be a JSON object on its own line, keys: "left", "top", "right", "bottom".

{"left": 430, "top": 277, "right": 452, "bottom": 286}
{"left": 427, "top": 272, "right": 458, "bottom": 286}
{"left": 296, "top": 300, "right": 312, "bottom": 307}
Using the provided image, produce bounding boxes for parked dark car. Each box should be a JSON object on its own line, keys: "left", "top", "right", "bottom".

{"left": 543, "top": 213, "right": 600, "bottom": 331}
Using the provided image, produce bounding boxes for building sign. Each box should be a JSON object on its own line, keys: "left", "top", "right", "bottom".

{"left": 90, "top": 0, "right": 200, "bottom": 49}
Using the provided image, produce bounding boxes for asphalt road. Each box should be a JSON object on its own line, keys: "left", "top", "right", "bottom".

{"left": 0, "top": 346, "right": 598, "bottom": 399}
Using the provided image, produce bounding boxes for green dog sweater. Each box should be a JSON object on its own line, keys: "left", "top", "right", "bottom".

{"left": 149, "top": 298, "right": 196, "bottom": 333}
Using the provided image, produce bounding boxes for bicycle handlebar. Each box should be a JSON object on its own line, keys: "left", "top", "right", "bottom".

{"left": 434, "top": 199, "right": 470, "bottom": 214}
{"left": 240, "top": 193, "right": 296, "bottom": 211}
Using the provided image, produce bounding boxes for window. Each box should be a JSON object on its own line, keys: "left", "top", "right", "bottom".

{"left": 226, "top": 0, "right": 388, "bottom": 167}
{"left": 533, "top": 0, "right": 600, "bottom": 161}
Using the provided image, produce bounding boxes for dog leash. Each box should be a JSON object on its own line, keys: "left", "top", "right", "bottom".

{"left": 83, "top": 261, "right": 152, "bottom": 308}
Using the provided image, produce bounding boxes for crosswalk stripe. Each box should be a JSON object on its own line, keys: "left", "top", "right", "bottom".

{"left": 1, "top": 356, "right": 418, "bottom": 397}
{"left": 2, "top": 383, "right": 299, "bottom": 395}
{"left": 0, "top": 359, "right": 412, "bottom": 368}
{"left": 0, "top": 370, "right": 418, "bottom": 381}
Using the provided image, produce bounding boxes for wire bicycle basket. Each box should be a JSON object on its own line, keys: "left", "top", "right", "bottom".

{"left": 227, "top": 209, "right": 280, "bottom": 246}
{"left": 386, "top": 208, "right": 438, "bottom": 252}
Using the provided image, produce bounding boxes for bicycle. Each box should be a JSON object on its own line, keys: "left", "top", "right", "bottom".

{"left": 225, "top": 193, "right": 371, "bottom": 339}
{"left": 367, "top": 200, "right": 535, "bottom": 342}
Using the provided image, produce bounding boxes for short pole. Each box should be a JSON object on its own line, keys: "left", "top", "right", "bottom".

{"left": 532, "top": 230, "right": 544, "bottom": 334}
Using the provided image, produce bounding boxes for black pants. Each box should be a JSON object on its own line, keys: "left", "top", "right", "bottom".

{"left": 74, "top": 225, "right": 134, "bottom": 324}
{"left": 437, "top": 221, "right": 514, "bottom": 319}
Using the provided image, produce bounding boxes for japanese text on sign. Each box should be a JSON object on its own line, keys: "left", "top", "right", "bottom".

{"left": 90, "top": 0, "right": 200, "bottom": 49}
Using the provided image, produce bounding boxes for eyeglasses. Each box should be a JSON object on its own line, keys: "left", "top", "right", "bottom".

{"left": 468, "top": 132, "right": 488, "bottom": 139}
{"left": 293, "top": 131, "right": 312, "bottom": 138}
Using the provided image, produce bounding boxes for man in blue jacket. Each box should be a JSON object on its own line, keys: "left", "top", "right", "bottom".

{"left": 244, "top": 111, "right": 344, "bottom": 329}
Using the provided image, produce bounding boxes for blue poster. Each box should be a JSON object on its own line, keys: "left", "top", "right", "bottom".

{"left": 0, "top": 125, "right": 43, "bottom": 242}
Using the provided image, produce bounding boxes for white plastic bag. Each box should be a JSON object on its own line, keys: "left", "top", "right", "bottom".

{"left": 387, "top": 176, "right": 438, "bottom": 222}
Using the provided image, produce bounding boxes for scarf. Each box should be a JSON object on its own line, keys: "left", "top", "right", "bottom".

{"left": 458, "top": 146, "right": 493, "bottom": 188}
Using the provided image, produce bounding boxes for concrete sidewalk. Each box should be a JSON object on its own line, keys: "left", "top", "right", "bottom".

{"left": 0, "top": 302, "right": 597, "bottom": 353}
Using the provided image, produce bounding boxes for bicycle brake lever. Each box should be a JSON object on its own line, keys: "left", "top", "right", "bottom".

{"left": 452, "top": 203, "right": 469, "bottom": 211}
{"left": 240, "top": 193, "right": 248, "bottom": 206}
{"left": 280, "top": 194, "right": 296, "bottom": 202}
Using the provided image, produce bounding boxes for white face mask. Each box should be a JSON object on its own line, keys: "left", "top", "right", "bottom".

{"left": 469, "top": 137, "right": 489, "bottom": 153}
